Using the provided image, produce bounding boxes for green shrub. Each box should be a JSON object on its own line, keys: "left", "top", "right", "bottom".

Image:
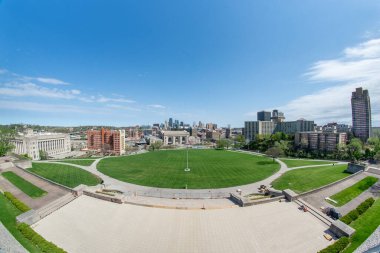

{"left": 340, "top": 197, "right": 375, "bottom": 224}
{"left": 318, "top": 236, "right": 350, "bottom": 253}
{"left": 340, "top": 215, "right": 352, "bottom": 225}
{"left": 356, "top": 197, "right": 375, "bottom": 215}
{"left": 17, "top": 223, "right": 67, "bottom": 253}
{"left": 4, "top": 192, "right": 31, "bottom": 212}
{"left": 347, "top": 209, "right": 359, "bottom": 221}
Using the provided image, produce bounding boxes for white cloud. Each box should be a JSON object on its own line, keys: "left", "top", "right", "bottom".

{"left": 277, "top": 37, "right": 380, "bottom": 126}
{"left": 344, "top": 39, "right": 380, "bottom": 58}
{"left": 148, "top": 104, "right": 166, "bottom": 109}
{"left": 35, "top": 77, "right": 69, "bottom": 85}
{"left": 0, "top": 101, "right": 94, "bottom": 114}
{"left": 0, "top": 82, "right": 81, "bottom": 99}
{"left": 97, "top": 96, "right": 135, "bottom": 103}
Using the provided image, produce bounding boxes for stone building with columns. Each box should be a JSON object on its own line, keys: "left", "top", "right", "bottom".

{"left": 160, "top": 130, "right": 189, "bottom": 145}
{"left": 12, "top": 129, "right": 71, "bottom": 160}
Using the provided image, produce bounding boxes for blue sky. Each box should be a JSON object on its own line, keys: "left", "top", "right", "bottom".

{"left": 1, "top": 0, "right": 380, "bottom": 127}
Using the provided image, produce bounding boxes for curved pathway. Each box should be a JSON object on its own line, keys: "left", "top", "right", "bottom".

{"left": 35, "top": 151, "right": 348, "bottom": 200}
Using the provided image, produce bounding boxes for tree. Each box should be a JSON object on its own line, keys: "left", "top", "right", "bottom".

{"left": 233, "top": 134, "right": 245, "bottom": 149}
{"left": 39, "top": 150, "right": 48, "bottom": 160}
{"left": 0, "top": 126, "right": 16, "bottom": 157}
{"left": 149, "top": 140, "right": 163, "bottom": 151}
{"left": 265, "top": 147, "right": 283, "bottom": 162}
{"left": 347, "top": 138, "right": 363, "bottom": 162}
{"left": 375, "top": 151, "right": 380, "bottom": 162}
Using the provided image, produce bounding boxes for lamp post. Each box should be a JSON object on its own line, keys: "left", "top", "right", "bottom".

{"left": 184, "top": 144, "right": 190, "bottom": 172}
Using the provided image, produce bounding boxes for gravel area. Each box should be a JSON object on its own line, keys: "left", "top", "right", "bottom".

{"left": 0, "top": 222, "right": 27, "bottom": 253}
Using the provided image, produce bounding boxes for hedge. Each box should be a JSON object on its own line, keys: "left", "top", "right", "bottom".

{"left": 318, "top": 237, "right": 350, "bottom": 253}
{"left": 4, "top": 192, "right": 31, "bottom": 212}
{"left": 17, "top": 223, "right": 67, "bottom": 253}
{"left": 340, "top": 197, "right": 375, "bottom": 225}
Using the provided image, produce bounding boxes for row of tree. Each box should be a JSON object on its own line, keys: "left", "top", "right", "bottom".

{"left": 246, "top": 132, "right": 380, "bottom": 162}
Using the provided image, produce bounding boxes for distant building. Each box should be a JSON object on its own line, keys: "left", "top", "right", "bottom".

{"left": 87, "top": 128, "right": 125, "bottom": 155}
{"left": 322, "top": 123, "right": 352, "bottom": 133}
{"left": 351, "top": 87, "right": 372, "bottom": 142}
{"left": 271, "top": 109, "right": 285, "bottom": 123}
{"left": 206, "top": 123, "right": 217, "bottom": 130}
{"left": 160, "top": 130, "right": 189, "bottom": 145}
{"left": 206, "top": 130, "right": 221, "bottom": 141}
{"left": 257, "top": 111, "right": 271, "bottom": 121}
{"left": 244, "top": 118, "right": 314, "bottom": 141}
{"left": 168, "top": 118, "right": 173, "bottom": 128}
{"left": 12, "top": 129, "right": 71, "bottom": 160}
{"left": 295, "top": 132, "right": 347, "bottom": 152}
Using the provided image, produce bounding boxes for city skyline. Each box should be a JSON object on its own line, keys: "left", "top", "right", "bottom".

{"left": 1, "top": 1, "right": 380, "bottom": 127}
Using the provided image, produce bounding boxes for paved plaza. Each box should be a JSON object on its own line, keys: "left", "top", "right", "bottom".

{"left": 32, "top": 195, "right": 332, "bottom": 253}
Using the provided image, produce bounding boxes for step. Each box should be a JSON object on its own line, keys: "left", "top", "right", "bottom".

{"left": 295, "top": 199, "right": 333, "bottom": 226}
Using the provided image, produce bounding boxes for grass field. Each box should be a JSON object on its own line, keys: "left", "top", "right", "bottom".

{"left": 327, "top": 176, "right": 378, "bottom": 207}
{"left": 280, "top": 159, "right": 334, "bottom": 168}
{"left": 271, "top": 164, "right": 350, "bottom": 193}
{"left": 55, "top": 159, "right": 95, "bottom": 166}
{"left": 28, "top": 163, "right": 101, "bottom": 188}
{"left": 2, "top": 171, "right": 47, "bottom": 198}
{"left": 342, "top": 199, "right": 380, "bottom": 253}
{"left": 0, "top": 193, "right": 42, "bottom": 252}
{"left": 97, "top": 150, "right": 280, "bottom": 189}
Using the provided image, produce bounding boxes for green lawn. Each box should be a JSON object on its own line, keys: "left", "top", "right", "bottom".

{"left": 280, "top": 159, "right": 334, "bottom": 168}
{"left": 271, "top": 164, "right": 350, "bottom": 193}
{"left": 2, "top": 171, "right": 47, "bottom": 198}
{"left": 342, "top": 199, "right": 380, "bottom": 253}
{"left": 97, "top": 150, "right": 280, "bottom": 189}
{"left": 28, "top": 163, "right": 101, "bottom": 188}
{"left": 0, "top": 193, "right": 42, "bottom": 252}
{"left": 55, "top": 159, "right": 95, "bottom": 166}
{"left": 327, "top": 176, "right": 378, "bottom": 207}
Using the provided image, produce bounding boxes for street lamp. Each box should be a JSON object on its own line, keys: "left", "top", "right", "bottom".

{"left": 184, "top": 144, "right": 190, "bottom": 172}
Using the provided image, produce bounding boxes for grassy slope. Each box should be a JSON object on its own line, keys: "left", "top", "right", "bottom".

{"left": 342, "top": 199, "right": 380, "bottom": 253}
{"left": 97, "top": 150, "right": 280, "bottom": 189}
{"left": 280, "top": 159, "right": 334, "bottom": 168}
{"left": 328, "top": 176, "right": 378, "bottom": 207}
{"left": 271, "top": 164, "right": 349, "bottom": 193}
{"left": 0, "top": 193, "right": 42, "bottom": 253}
{"left": 2, "top": 171, "right": 47, "bottom": 198}
{"left": 28, "top": 163, "right": 101, "bottom": 188}
{"left": 55, "top": 159, "right": 95, "bottom": 166}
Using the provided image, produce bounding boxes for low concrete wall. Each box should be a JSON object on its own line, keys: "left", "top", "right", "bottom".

{"left": 14, "top": 160, "right": 32, "bottom": 170}
{"left": 229, "top": 193, "right": 284, "bottom": 207}
{"left": 83, "top": 190, "right": 124, "bottom": 204}
{"left": 346, "top": 163, "right": 366, "bottom": 174}
{"left": 368, "top": 167, "right": 380, "bottom": 175}
{"left": 330, "top": 220, "right": 356, "bottom": 238}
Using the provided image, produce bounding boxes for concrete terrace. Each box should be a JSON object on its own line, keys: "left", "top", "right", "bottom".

{"left": 32, "top": 195, "right": 333, "bottom": 253}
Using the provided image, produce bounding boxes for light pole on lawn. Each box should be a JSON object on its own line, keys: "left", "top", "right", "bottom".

{"left": 185, "top": 142, "right": 190, "bottom": 172}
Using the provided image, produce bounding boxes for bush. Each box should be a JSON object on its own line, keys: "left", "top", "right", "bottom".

{"left": 318, "top": 236, "right": 350, "bottom": 253}
{"left": 340, "top": 197, "right": 375, "bottom": 224}
{"left": 4, "top": 192, "right": 31, "bottom": 212}
{"left": 17, "top": 223, "right": 67, "bottom": 253}
{"left": 356, "top": 198, "right": 375, "bottom": 215}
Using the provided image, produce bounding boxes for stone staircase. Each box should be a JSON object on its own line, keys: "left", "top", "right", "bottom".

{"left": 294, "top": 199, "right": 334, "bottom": 227}
{"left": 17, "top": 193, "right": 77, "bottom": 225}
{"left": 37, "top": 193, "right": 77, "bottom": 219}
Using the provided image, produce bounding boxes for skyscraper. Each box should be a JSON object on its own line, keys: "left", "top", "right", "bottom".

{"left": 168, "top": 118, "right": 173, "bottom": 128}
{"left": 351, "top": 87, "right": 372, "bottom": 142}
{"left": 257, "top": 111, "right": 271, "bottom": 121}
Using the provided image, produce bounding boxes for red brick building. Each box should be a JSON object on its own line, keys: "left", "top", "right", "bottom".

{"left": 87, "top": 128, "right": 125, "bottom": 155}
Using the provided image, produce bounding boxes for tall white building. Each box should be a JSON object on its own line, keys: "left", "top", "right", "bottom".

{"left": 12, "top": 129, "right": 71, "bottom": 160}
